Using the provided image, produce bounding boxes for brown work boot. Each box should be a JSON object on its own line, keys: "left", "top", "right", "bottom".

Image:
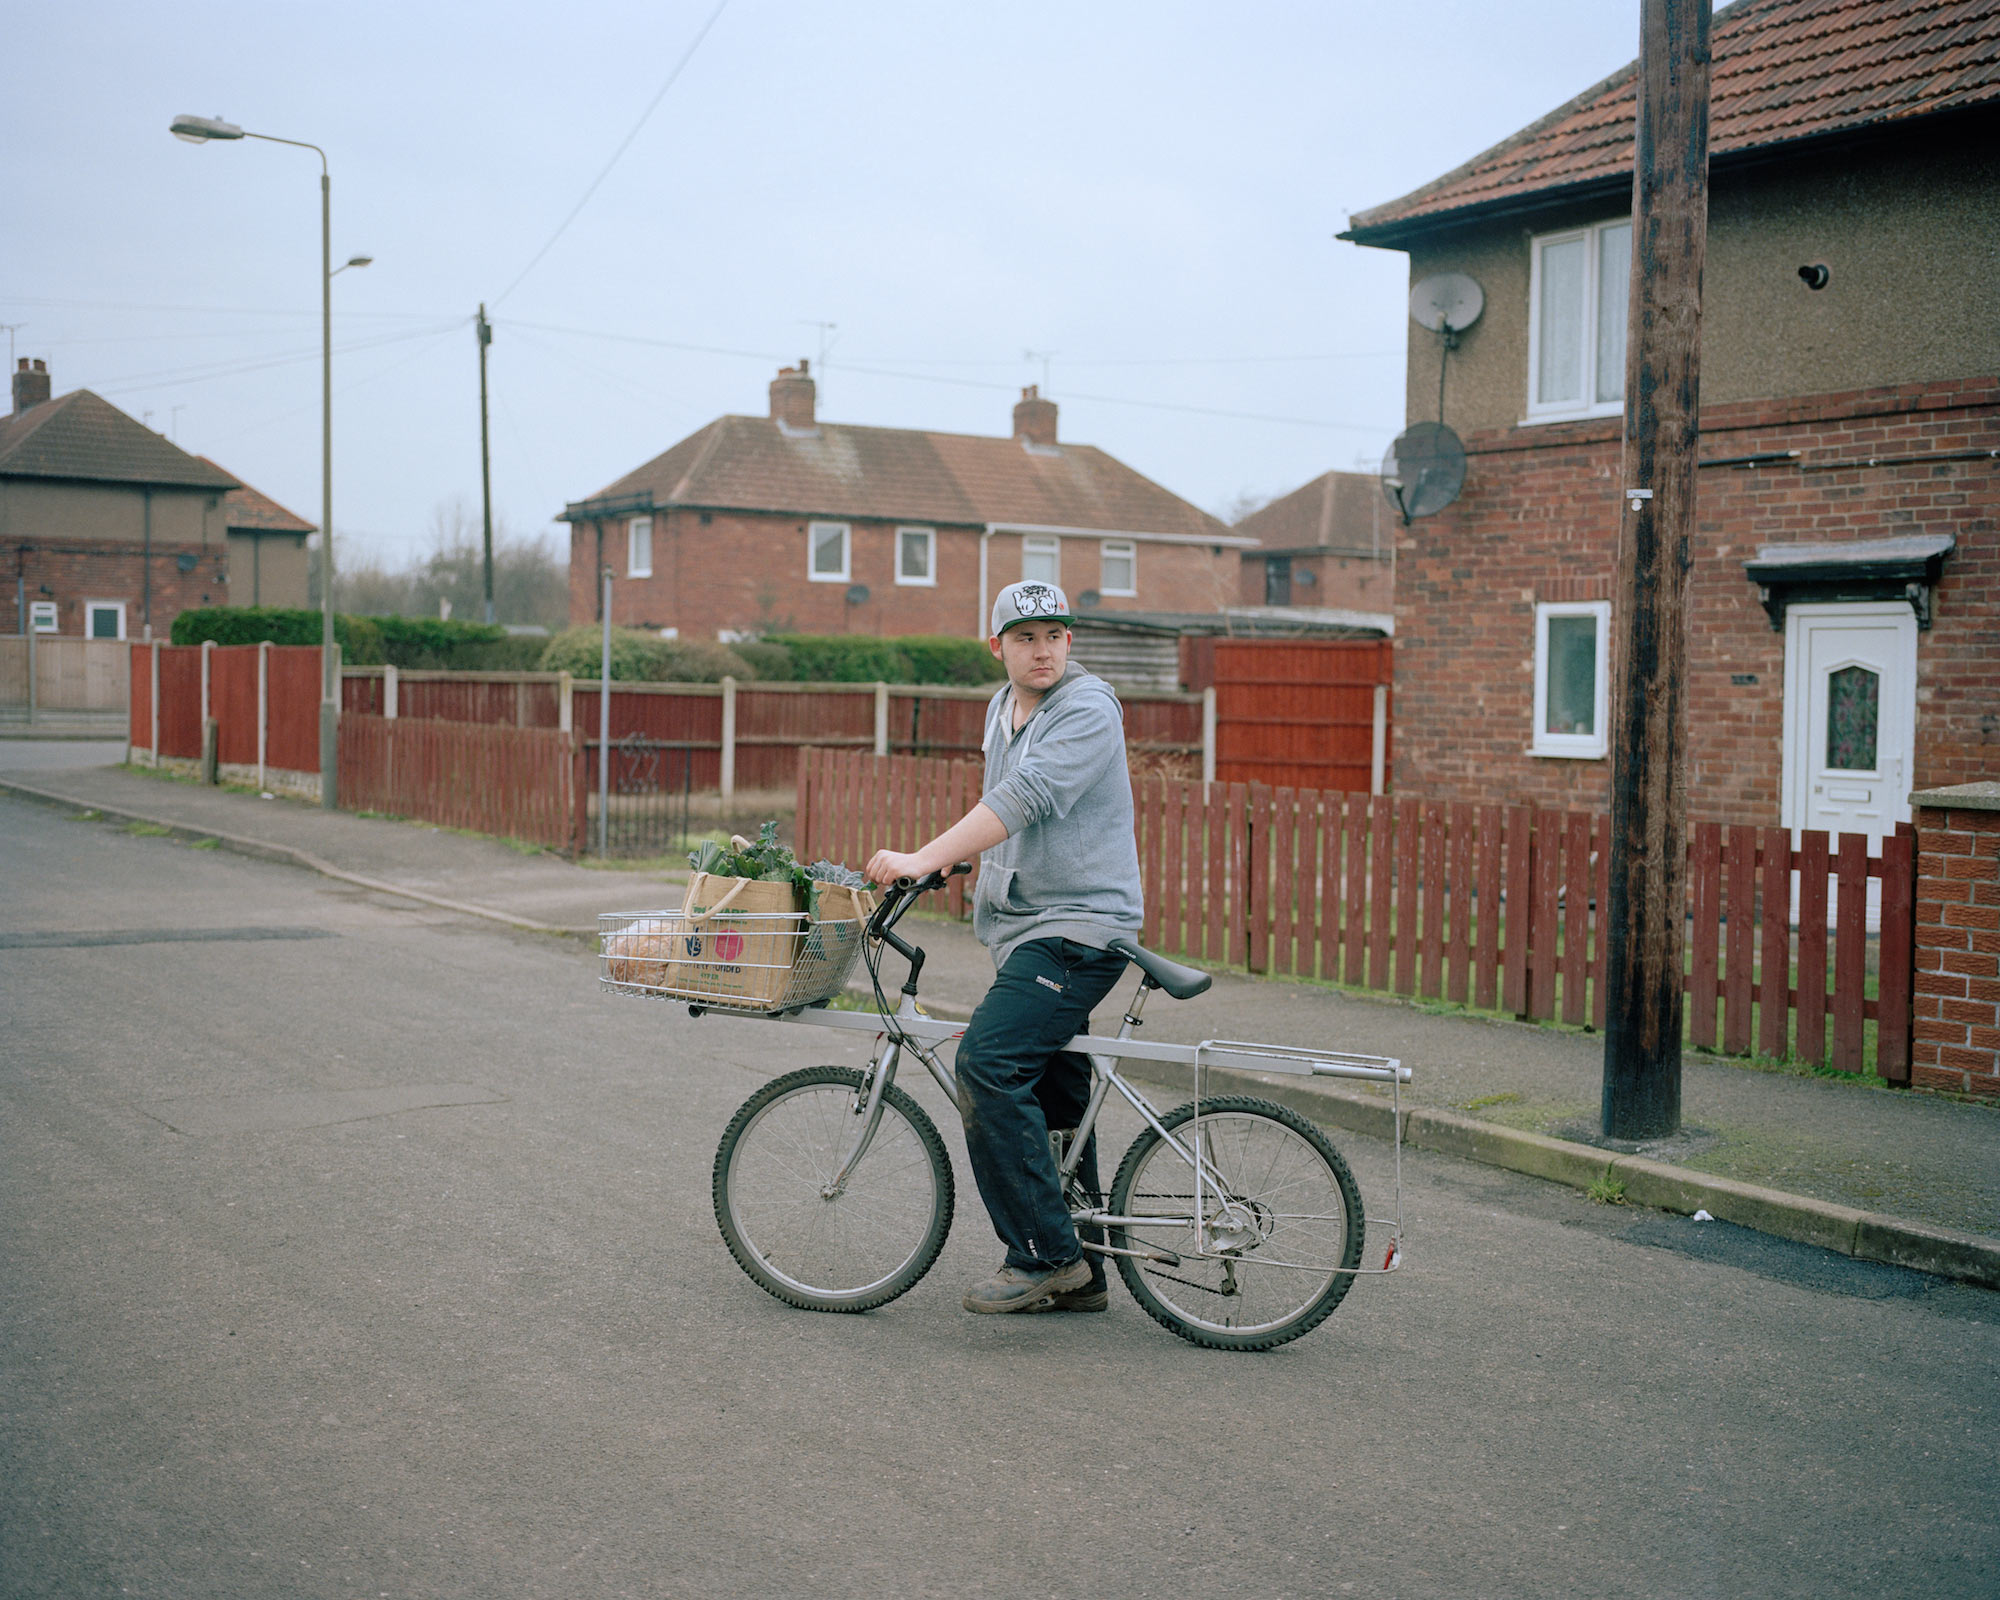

{"left": 962, "top": 1256, "right": 1093, "bottom": 1314}
{"left": 1031, "top": 1277, "right": 1109, "bottom": 1313}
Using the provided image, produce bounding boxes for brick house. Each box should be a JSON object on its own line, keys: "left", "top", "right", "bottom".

{"left": 1338, "top": 0, "right": 1998, "bottom": 858}
{"left": 1, "top": 359, "right": 312, "bottom": 637}
{"left": 1234, "top": 469, "right": 1395, "bottom": 613}
{"left": 560, "top": 363, "right": 1254, "bottom": 638}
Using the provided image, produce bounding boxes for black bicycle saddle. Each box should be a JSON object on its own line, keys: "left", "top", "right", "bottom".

{"left": 1108, "top": 937, "right": 1213, "bottom": 1000}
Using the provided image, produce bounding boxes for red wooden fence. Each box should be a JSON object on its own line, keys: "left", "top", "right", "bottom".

{"left": 795, "top": 748, "right": 1915, "bottom": 1080}
{"left": 1200, "top": 637, "right": 1392, "bottom": 791}
{"left": 337, "top": 715, "right": 575, "bottom": 848}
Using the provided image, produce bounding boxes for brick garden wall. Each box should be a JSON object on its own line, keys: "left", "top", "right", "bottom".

{"left": 1392, "top": 377, "right": 1999, "bottom": 823}
{"left": 569, "top": 509, "right": 1237, "bottom": 639}
{"left": 1912, "top": 789, "right": 2000, "bottom": 1099}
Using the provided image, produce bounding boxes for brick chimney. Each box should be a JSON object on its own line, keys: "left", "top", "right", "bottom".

{"left": 769, "top": 360, "right": 816, "bottom": 433}
{"left": 1013, "top": 384, "right": 1057, "bottom": 447}
{"left": 12, "top": 358, "right": 50, "bottom": 415}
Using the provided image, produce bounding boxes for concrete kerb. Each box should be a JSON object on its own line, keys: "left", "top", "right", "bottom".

{"left": 0, "top": 775, "right": 586, "bottom": 941}
{"left": 13, "top": 769, "right": 1996, "bottom": 1294}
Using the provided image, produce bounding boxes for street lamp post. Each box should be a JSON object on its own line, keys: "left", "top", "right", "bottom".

{"left": 170, "top": 114, "right": 370, "bottom": 810}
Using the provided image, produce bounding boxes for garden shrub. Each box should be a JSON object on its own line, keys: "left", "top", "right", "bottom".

{"left": 170, "top": 606, "right": 384, "bottom": 665}
{"left": 763, "top": 633, "right": 1004, "bottom": 685}
{"left": 537, "top": 626, "right": 750, "bottom": 682}
{"left": 730, "top": 640, "right": 794, "bottom": 680}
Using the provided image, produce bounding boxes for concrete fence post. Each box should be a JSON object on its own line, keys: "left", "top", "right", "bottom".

{"left": 873, "top": 682, "right": 889, "bottom": 758}
{"left": 257, "top": 640, "right": 270, "bottom": 793}
{"left": 720, "top": 675, "right": 738, "bottom": 808}
{"left": 384, "top": 662, "right": 399, "bottom": 720}
{"left": 1201, "top": 686, "right": 1217, "bottom": 789}
{"left": 200, "top": 640, "right": 217, "bottom": 784}
{"left": 557, "top": 671, "right": 573, "bottom": 735}
{"left": 1371, "top": 684, "right": 1388, "bottom": 796}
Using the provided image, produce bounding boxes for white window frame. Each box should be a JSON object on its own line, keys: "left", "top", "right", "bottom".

{"left": 1099, "top": 540, "right": 1137, "bottom": 597}
{"left": 808, "top": 520, "right": 850, "bottom": 583}
{"left": 895, "top": 526, "right": 936, "bottom": 587}
{"left": 627, "top": 516, "right": 653, "bottom": 578}
{"left": 1526, "top": 218, "right": 1631, "bottom": 423}
{"left": 84, "top": 600, "right": 127, "bottom": 641}
{"left": 1531, "top": 601, "right": 1610, "bottom": 759}
{"left": 28, "top": 600, "right": 58, "bottom": 633}
{"left": 1021, "top": 535, "right": 1060, "bottom": 586}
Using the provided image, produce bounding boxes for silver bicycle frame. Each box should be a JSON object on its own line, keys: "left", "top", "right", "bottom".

{"left": 676, "top": 967, "right": 1410, "bottom": 1276}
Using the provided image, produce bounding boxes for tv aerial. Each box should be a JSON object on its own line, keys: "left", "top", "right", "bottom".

{"left": 1381, "top": 421, "right": 1467, "bottom": 526}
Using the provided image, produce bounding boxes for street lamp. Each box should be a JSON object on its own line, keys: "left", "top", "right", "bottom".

{"left": 170, "top": 113, "right": 371, "bottom": 809}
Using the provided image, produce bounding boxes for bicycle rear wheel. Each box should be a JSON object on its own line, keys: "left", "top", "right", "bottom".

{"left": 1107, "top": 1096, "right": 1363, "bottom": 1351}
{"left": 713, "top": 1066, "right": 954, "bottom": 1312}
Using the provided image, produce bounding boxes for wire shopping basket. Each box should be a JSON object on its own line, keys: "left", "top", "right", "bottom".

{"left": 599, "top": 908, "right": 869, "bottom": 1013}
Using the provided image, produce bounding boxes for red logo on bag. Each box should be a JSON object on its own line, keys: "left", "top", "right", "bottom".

{"left": 713, "top": 931, "right": 744, "bottom": 961}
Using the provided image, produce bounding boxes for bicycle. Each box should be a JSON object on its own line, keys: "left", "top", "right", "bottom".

{"left": 602, "top": 864, "right": 1409, "bottom": 1352}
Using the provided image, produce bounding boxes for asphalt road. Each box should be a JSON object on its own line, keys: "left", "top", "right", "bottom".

{"left": 3, "top": 794, "right": 1995, "bottom": 1600}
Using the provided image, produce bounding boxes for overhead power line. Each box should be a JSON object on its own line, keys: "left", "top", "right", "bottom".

{"left": 491, "top": 0, "right": 733, "bottom": 307}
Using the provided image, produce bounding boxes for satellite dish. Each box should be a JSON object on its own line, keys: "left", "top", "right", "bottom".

{"left": 1409, "top": 273, "right": 1484, "bottom": 335}
{"left": 1381, "top": 422, "right": 1467, "bottom": 524}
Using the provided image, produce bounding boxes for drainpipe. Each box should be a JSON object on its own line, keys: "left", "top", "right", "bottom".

{"left": 978, "top": 526, "right": 993, "bottom": 637}
{"left": 142, "top": 489, "right": 152, "bottom": 635}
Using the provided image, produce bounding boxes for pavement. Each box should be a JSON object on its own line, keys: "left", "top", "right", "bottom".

{"left": 5, "top": 753, "right": 1997, "bottom": 1294}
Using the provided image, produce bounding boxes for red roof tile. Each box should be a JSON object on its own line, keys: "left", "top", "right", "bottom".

{"left": 1344, "top": 0, "right": 2000, "bottom": 244}
{"left": 198, "top": 457, "right": 316, "bottom": 533}
{"left": 1233, "top": 470, "right": 1397, "bottom": 556}
{"left": 565, "top": 413, "right": 1232, "bottom": 541}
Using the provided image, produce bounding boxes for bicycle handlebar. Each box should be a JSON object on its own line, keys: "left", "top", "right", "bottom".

{"left": 866, "top": 862, "right": 972, "bottom": 939}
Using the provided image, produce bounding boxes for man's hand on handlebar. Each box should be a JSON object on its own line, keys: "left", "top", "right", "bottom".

{"left": 864, "top": 848, "right": 925, "bottom": 888}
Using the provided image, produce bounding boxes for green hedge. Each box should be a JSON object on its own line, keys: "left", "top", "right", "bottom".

{"left": 536, "top": 626, "right": 751, "bottom": 682}
{"left": 170, "top": 606, "right": 384, "bottom": 664}
{"left": 169, "top": 608, "right": 556, "bottom": 670}
{"left": 765, "top": 634, "right": 1003, "bottom": 685}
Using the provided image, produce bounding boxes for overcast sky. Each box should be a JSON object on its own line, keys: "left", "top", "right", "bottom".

{"left": 4, "top": 1, "right": 1646, "bottom": 566}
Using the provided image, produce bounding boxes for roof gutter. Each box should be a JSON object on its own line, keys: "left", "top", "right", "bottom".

{"left": 984, "top": 520, "right": 1258, "bottom": 551}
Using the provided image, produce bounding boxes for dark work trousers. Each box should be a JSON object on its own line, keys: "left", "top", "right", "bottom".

{"left": 953, "top": 937, "right": 1131, "bottom": 1280}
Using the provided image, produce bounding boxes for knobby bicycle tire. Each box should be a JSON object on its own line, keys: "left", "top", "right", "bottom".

{"left": 1108, "top": 1095, "right": 1363, "bottom": 1351}
{"left": 713, "top": 1065, "right": 954, "bottom": 1313}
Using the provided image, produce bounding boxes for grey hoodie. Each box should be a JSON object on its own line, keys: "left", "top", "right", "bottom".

{"left": 973, "top": 662, "right": 1144, "bottom": 970}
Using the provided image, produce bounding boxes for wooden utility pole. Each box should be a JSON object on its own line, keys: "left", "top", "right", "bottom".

{"left": 1602, "top": 0, "right": 1712, "bottom": 1140}
{"left": 477, "top": 304, "right": 496, "bottom": 625}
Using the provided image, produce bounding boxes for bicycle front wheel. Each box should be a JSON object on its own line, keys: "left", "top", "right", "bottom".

{"left": 1108, "top": 1096, "right": 1363, "bottom": 1351}
{"left": 713, "top": 1066, "right": 954, "bottom": 1313}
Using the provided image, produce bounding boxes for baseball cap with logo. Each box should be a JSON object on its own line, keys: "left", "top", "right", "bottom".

{"left": 989, "top": 579, "right": 1075, "bottom": 638}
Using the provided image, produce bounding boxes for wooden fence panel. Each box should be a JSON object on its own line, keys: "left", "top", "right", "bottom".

{"left": 1796, "top": 831, "right": 1831, "bottom": 1066}
{"left": 1528, "top": 809, "right": 1562, "bottom": 1022}
{"left": 1561, "top": 812, "right": 1590, "bottom": 1026}
{"left": 786, "top": 750, "right": 1912, "bottom": 1081}
{"left": 1591, "top": 812, "right": 1612, "bottom": 1031}
{"left": 338, "top": 715, "right": 573, "bottom": 847}
{"left": 1447, "top": 803, "right": 1473, "bottom": 1005}
{"left": 1421, "top": 802, "right": 1446, "bottom": 999}
{"left": 129, "top": 643, "right": 153, "bottom": 749}
{"left": 211, "top": 646, "right": 260, "bottom": 766}
{"left": 1723, "top": 823, "right": 1758, "bottom": 1055}
{"left": 1689, "top": 822, "right": 1723, "bottom": 1051}
{"left": 1501, "top": 806, "right": 1532, "bottom": 1017}
{"left": 1877, "top": 826, "right": 1914, "bottom": 1083}
{"left": 1832, "top": 833, "right": 1869, "bottom": 1073}
{"left": 1758, "top": 825, "right": 1791, "bottom": 1060}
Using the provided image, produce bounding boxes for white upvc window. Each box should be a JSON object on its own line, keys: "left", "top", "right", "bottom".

{"left": 1527, "top": 218, "right": 1631, "bottom": 421}
{"left": 1099, "top": 540, "right": 1137, "bottom": 597}
{"left": 85, "top": 600, "right": 127, "bottom": 641}
{"left": 808, "top": 521, "right": 850, "bottom": 582}
{"left": 627, "top": 516, "right": 653, "bottom": 578}
{"left": 1021, "top": 536, "right": 1060, "bottom": 585}
{"left": 895, "top": 526, "right": 936, "bottom": 586}
{"left": 1531, "top": 601, "right": 1610, "bottom": 758}
{"left": 28, "top": 600, "right": 58, "bottom": 633}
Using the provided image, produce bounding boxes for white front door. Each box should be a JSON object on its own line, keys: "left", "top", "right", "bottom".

{"left": 1782, "top": 601, "right": 1918, "bottom": 853}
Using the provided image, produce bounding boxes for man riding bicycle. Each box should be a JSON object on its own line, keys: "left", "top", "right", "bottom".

{"left": 866, "top": 580, "right": 1142, "bottom": 1315}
